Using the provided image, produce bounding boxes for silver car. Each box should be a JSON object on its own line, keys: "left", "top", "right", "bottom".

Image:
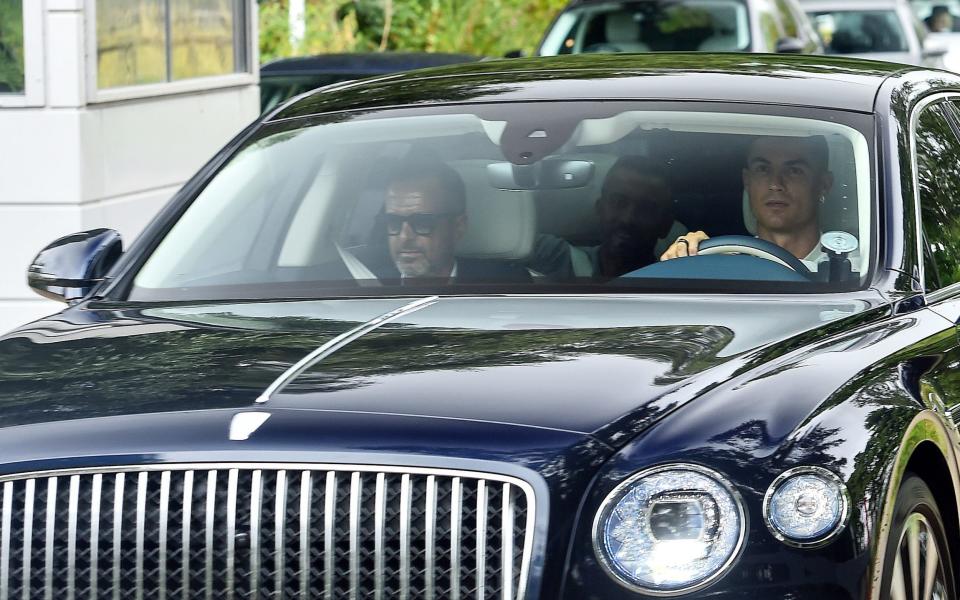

{"left": 536, "top": 0, "right": 823, "bottom": 54}
{"left": 803, "top": 0, "right": 946, "bottom": 65}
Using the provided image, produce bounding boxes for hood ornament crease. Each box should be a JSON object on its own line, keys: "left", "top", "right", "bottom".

{"left": 255, "top": 296, "right": 439, "bottom": 403}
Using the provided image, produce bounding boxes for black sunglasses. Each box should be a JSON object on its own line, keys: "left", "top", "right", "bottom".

{"left": 385, "top": 212, "right": 459, "bottom": 236}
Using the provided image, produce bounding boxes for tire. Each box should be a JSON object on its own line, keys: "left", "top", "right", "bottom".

{"left": 880, "top": 475, "right": 956, "bottom": 600}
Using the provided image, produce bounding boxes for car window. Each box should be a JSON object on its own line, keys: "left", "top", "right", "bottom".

{"left": 755, "top": 0, "right": 787, "bottom": 50}
{"left": 774, "top": 0, "right": 801, "bottom": 37}
{"left": 130, "top": 103, "right": 874, "bottom": 301}
{"left": 915, "top": 101, "right": 960, "bottom": 291}
{"left": 909, "top": 0, "right": 960, "bottom": 29}
{"left": 811, "top": 10, "right": 909, "bottom": 53}
{"left": 538, "top": 0, "right": 752, "bottom": 53}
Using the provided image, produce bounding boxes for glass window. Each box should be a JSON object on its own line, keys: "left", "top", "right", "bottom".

{"left": 129, "top": 103, "right": 874, "bottom": 301}
{"left": 538, "top": 0, "right": 752, "bottom": 54}
{"left": 916, "top": 103, "right": 960, "bottom": 290}
{"left": 774, "top": 0, "right": 800, "bottom": 37}
{"left": 811, "top": 10, "right": 908, "bottom": 54}
{"left": 0, "top": 0, "right": 24, "bottom": 94}
{"left": 96, "top": 0, "right": 247, "bottom": 89}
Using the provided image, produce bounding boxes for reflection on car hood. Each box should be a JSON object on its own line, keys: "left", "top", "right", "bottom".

{"left": 0, "top": 294, "right": 884, "bottom": 435}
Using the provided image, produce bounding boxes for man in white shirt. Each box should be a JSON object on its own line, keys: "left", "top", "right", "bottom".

{"left": 660, "top": 135, "right": 841, "bottom": 272}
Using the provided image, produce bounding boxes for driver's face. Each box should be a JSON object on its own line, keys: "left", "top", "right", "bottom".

{"left": 743, "top": 137, "right": 832, "bottom": 235}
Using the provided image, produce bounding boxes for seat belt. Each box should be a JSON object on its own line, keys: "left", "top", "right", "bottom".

{"left": 335, "top": 244, "right": 379, "bottom": 281}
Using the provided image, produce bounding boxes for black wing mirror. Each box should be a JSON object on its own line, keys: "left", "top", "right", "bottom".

{"left": 27, "top": 229, "right": 123, "bottom": 303}
{"left": 504, "top": 49, "right": 526, "bottom": 58}
{"left": 775, "top": 37, "right": 807, "bottom": 53}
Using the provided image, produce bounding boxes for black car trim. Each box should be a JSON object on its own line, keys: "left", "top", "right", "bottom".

{"left": 254, "top": 296, "right": 439, "bottom": 404}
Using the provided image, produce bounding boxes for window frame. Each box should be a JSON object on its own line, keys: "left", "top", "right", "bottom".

{"left": 0, "top": 0, "right": 45, "bottom": 108}
{"left": 910, "top": 92, "right": 960, "bottom": 299}
{"left": 84, "top": 0, "right": 258, "bottom": 104}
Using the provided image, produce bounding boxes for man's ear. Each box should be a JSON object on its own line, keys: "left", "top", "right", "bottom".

{"left": 453, "top": 214, "right": 468, "bottom": 241}
{"left": 820, "top": 171, "right": 835, "bottom": 196}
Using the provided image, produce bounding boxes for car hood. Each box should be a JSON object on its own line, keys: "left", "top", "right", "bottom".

{"left": 0, "top": 294, "right": 884, "bottom": 437}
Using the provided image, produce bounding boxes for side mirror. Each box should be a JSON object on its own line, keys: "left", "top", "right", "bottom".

{"left": 923, "top": 39, "right": 949, "bottom": 58}
{"left": 504, "top": 49, "right": 526, "bottom": 58}
{"left": 775, "top": 37, "right": 807, "bottom": 53}
{"left": 27, "top": 229, "right": 123, "bottom": 303}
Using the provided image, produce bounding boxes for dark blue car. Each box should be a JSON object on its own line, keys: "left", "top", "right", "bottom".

{"left": 4, "top": 54, "right": 960, "bottom": 599}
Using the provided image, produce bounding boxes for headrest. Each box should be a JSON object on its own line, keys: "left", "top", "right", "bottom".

{"left": 606, "top": 12, "right": 641, "bottom": 44}
{"left": 451, "top": 160, "right": 536, "bottom": 260}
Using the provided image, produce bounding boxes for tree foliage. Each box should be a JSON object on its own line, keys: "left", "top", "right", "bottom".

{"left": 0, "top": 0, "right": 24, "bottom": 93}
{"left": 259, "top": 0, "right": 568, "bottom": 63}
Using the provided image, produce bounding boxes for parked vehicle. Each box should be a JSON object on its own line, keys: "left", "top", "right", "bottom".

{"left": 531, "top": 0, "right": 822, "bottom": 55}
{"left": 803, "top": 0, "right": 945, "bottom": 66}
{"left": 4, "top": 53, "right": 960, "bottom": 599}
{"left": 259, "top": 52, "right": 481, "bottom": 112}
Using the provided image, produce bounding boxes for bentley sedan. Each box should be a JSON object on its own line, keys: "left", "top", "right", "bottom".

{"left": 2, "top": 54, "right": 960, "bottom": 600}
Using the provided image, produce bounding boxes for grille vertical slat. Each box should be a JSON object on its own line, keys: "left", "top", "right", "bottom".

{"left": 273, "top": 470, "right": 286, "bottom": 599}
{"left": 323, "top": 473, "right": 335, "bottom": 600}
{"left": 180, "top": 471, "right": 192, "bottom": 600}
{"left": 299, "top": 471, "right": 311, "bottom": 600}
{"left": 67, "top": 476, "right": 79, "bottom": 600}
{"left": 204, "top": 471, "right": 216, "bottom": 600}
{"left": 400, "top": 474, "right": 411, "bottom": 600}
{"left": 112, "top": 474, "right": 123, "bottom": 600}
{"left": 450, "top": 477, "right": 462, "bottom": 600}
{"left": 158, "top": 472, "right": 170, "bottom": 600}
{"left": 249, "top": 470, "right": 261, "bottom": 597}
{"left": 0, "top": 465, "right": 535, "bottom": 600}
{"left": 1, "top": 482, "right": 11, "bottom": 600}
{"left": 425, "top": 475, "right": 437, "bottom": 600}
{"left": 89, "top": 474, "right": 101, "bottom": 600}
{"left": 43, "top": 478, "right": 55, "bottom": 600}
{"left": 348, "top": 473, "right": 361, "bottom": 600}
{"left": 226, "top": 469, "right": 238, "bottom": 600}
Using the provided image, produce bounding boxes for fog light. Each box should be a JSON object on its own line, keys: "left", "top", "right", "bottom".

{"left": 763, "top": 466, "right": 849, "bottom": 547}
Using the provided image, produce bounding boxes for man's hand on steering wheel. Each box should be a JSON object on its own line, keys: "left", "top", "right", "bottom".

{"left": 660, "top": 231, "right": 710, "bottom": 260}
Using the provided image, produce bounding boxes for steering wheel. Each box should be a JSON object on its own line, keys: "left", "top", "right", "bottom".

{"left": 697, "top": 235, "right": 813, "bottom": 278}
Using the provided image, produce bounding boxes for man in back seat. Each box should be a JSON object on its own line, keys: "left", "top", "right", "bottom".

{"left": 528, "top": 156, "right": 680, "bottom": 279}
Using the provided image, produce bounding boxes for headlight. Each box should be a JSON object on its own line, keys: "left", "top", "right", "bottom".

{"left": 763, "top": 466, "right": 849, "bottom": 547}
{"left": 593, "top": 464, "right": 746, "bottom": 595}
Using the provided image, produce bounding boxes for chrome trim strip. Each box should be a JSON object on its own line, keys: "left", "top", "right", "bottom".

{"left": 205, "top": 471, "right": 216, "bottom": 600}
{"left": 255, "top": 296, "right": 439, "bottom": 403}
{"left": 226, "top": 469, "right": 238, "bottom": 600}
{"left": 1, "top": 481, "right": 11, "bottom": 600}
{"left": 249, "top": 470, "right": 262, "bottom": 597}
{"left": 67, "top": 476, "right": 79, "bottom": 600}
{"left": 324, "top": 472, "right": 336, "bottom": 600}
{"left": 182, "top": 471, "right": 193, "bottom": 600}
{"left": 349, "top": 472, "right": 361, "bottom": 600}
{"left": 299, "top": 470, "right": 311, "bottom": 600}
{"left": 135, "top": 472, "right": 147, "bottom": 600}
{"left": 476, "top": 480, "right": 487, "bottom": 600}
{"left": 44, "top": 478, "right": 56, "bottom": 600}
{"left": 425, "top": 475, "right": 437, "bottom": 600}
{"left": 90, "top": 474, "right": 101, "bottom": 600}
{"left": 21, "top": 479, "right": 33, "bottom": 600}
{"left": 517, "top": 481, "right": 535, "bottom": 600}
{"left": 274, "top": 470, "right": 287, "bottom": 598}
{"left": 450, "top": 477, "right": 461, "bottom": 600}
{"left": 502, "top": 483, "right": 514, "bottom": 600}
{"left": 112, "top": 473, "right": 123, "bottom": 600}
{"left": 399, "top": 473, "right": 411, "bottom": 600}
{"left": 159, "top": 471, "right": 170, "bottom": 600}
{"left": 374, "top": 473, "right": 385, "bottom": 600}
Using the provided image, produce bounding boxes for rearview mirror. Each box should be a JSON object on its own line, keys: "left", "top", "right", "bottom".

{"left": 775, "top": 37, "right": 807, "bottom": 53}
{"left": 504, "top": 49, "right": 526, "bottom": 58}
{"left": 487, "top": 159, "right": 594, "bottom": 190}
{"left": 27, "top": 228, "right": 123, "bottom": 303}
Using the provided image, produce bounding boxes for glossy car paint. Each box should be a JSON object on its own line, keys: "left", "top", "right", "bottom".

{"left": 4, "top": 55, "right": 960, "bottom": 599}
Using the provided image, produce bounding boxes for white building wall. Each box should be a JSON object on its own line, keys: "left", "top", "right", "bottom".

{"left": 0, "top": 1, "right": 259, "bottom": 334}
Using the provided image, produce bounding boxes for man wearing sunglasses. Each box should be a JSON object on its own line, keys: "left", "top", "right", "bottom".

{"left": 379, "top": 159, "right": 530, "bottom": 282}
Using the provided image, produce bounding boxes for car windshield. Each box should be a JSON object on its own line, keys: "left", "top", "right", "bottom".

{"left": 129, "top": 102, "right": 873, "bottom": 301}
{"left": 810, "top": 9, "right": 910, "bottom": 53}
{"left": 908, "top": 0, "right": 960, "bottom": 29}
{"left": 539, "top": 0, "right": 751, "bottom": 53}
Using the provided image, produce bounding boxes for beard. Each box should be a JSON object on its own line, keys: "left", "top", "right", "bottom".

{"left": 394, "top": 251, "right": 432, "bottom": 277}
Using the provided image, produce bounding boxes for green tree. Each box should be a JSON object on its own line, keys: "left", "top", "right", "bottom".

{"left": 0, "top": 0, "right": 24, "bottom": 93}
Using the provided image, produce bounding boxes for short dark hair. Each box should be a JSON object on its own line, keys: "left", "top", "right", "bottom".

{"left": 746, "top": 135, "right": 830, "bottom": 172}
{"left": 932, "top": 5, "right": 951, "bottom": 17}
{"left": 386, "top": 158, "right": 466, "bottom": 214}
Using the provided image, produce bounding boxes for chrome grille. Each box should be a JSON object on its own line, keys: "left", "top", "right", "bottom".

{"left": 0, "top": 464, "right": 535, "bottom": 600}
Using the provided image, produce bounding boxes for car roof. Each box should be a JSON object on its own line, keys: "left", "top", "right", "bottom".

{"left": 269, "top": 53, "right": 919, "bottom": 121}
{"left": 260, "top": 52, "right": 481, "bottom": 77}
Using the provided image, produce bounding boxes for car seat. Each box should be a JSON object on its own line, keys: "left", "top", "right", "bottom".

{"left": 603, "top": 12, "right": 653, "bottom": 52}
